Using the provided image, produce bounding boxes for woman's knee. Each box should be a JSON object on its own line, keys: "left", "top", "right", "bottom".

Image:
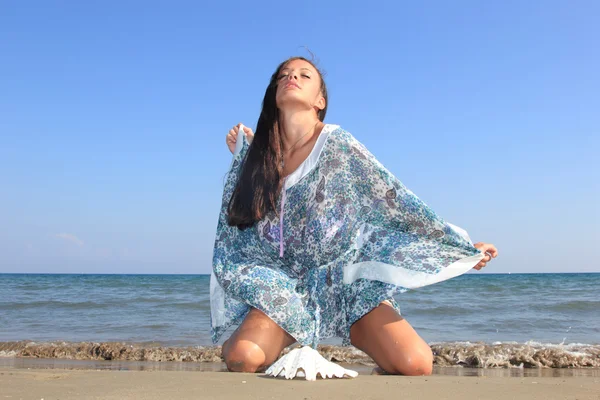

{"left": 223, "top": 339, "right": 269, "bottom": 373}
{"left": 388, "top": 345, "right": 433, "bottom": 376}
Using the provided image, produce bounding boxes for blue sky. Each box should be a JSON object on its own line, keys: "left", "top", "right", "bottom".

{"left": 1, "top": 1, "right": 598, "bottom": 274}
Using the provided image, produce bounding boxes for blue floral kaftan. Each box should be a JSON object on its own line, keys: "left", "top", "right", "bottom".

{"left": 210, "top": 124, "right": 485, "bottom": 348}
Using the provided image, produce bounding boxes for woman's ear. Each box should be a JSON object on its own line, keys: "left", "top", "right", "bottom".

{"left": 315, "top": 94, "right": 326, "bottom": 111}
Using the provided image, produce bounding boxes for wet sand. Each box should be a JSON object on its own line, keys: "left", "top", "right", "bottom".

{"left": 1, "top": 365, "right": 599, "bottom": 400}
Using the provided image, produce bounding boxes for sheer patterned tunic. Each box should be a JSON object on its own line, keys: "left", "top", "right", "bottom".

{"left": 210, "top": 124, "right": 485, "bottom": 348}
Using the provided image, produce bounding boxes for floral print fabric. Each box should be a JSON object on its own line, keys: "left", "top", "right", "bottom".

{"left": 210, "top": 124, "right": 484, "bottom": 348}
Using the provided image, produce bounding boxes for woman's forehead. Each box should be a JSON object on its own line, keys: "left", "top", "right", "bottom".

{"left": 281, "top": 59, "right": 315, "bottom": 72}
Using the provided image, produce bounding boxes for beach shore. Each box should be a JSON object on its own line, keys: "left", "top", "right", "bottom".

{"left": 2, "top": 366, "right": 599, "bottom": 400}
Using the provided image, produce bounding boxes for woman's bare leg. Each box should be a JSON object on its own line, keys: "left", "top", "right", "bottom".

{"left": 349, "top": 300, "right": 433, "bottom": 376}
{"left": 222, "top": 307, "right": 297, "bottom": 373}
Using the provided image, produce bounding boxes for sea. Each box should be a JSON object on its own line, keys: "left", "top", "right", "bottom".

{"left": 1, "top": 273, "right": 599, "bottom": 371}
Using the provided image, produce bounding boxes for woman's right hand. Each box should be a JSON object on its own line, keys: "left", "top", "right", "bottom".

{"left": 226, "top": 123, "right": 254, "bottom": 154}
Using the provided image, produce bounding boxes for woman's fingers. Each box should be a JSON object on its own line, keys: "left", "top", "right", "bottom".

{"left": 473, "top": 242, "right": 499, "bottom": 259}
{"left": 472, "top": 241, "right": 498, "bottom": 270}
{"left": 226, "top": 131, "right": 236, "bottom": 144}
{"left": 479, "top": 249, "right": 493, "bottom": 263}
{"left": 226, "top": 126, "right": 239, "bottom": 154}
{"left": 242, "top": 126, "right": 254, "bottom": 136}
{"left": 473, "top": 260, "right": 487, "bottom": 270}
{"left": 482, "top": 243, "right": 498, "bottom": 258}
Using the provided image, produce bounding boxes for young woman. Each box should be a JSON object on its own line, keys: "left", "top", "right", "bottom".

{"left": 211, "top": 57, "right": 498, "bottom": 376}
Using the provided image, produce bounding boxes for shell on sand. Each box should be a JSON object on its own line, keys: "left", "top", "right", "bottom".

{"left": 265, "top": 345, "right": 359, "bottom": 381}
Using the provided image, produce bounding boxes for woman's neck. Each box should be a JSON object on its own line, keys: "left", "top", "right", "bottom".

{"left": 279, "top": 110, "right": 322, "bottom": 151}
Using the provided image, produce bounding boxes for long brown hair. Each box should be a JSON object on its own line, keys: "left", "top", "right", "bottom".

{"left": 227, "top": 57, "right": 328, "bottom": 229}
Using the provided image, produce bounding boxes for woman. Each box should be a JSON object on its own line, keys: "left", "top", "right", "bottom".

{"left": 212, "top": 57, "right": 498, "bottom": 376}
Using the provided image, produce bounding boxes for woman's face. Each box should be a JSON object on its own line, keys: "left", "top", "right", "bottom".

{"left": 275, "top": 59, "right": 326, "bottom": 114}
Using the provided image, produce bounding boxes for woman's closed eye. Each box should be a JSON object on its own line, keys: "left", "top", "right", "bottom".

{"left": 277, "top": 73, "right": 311, "bottom": 80}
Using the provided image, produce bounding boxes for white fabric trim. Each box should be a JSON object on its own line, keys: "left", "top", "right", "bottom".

{"left": 210, "top": 270, "right": 226, "bottom": 327}
{"left": 224, "top": 124, "right": 250, "bottom": 189}
{"left": 284, "top": 124, "right": 339, "bottom": 190}
{"left": 233, "top": 124, "right": 246, "bottom": 156}
{"left": 343, "top": 251, "right": 485, "bottom": 288}
{"left": 229, "top": 123, "right": 338, "bottom": 190}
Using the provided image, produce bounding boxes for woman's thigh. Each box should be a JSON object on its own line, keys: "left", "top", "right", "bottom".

{"left": 349, "top": 300, "right": 433, "bottom": 376}
{"left": 222, "top": 307, "right": 297, "bottom": 373}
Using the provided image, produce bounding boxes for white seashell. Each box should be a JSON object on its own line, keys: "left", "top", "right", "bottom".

{"left": 265, "top": 345, "right": 359, "bottom": 381}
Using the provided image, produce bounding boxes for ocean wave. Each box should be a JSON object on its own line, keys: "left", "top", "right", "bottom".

{"left": 429, "top": 341, "right": 600, "bottom": 368}
{"left": 412, "top": 306, "right": 474, "bottom": 316}
{"left": 1, "top": 341, "right": 598, "bottom": 368}
{"left": 533, "top": 300, "right": 600, "bottom": 312}
{"left": 0, "top": 300, "right": 113, "bottom": 310}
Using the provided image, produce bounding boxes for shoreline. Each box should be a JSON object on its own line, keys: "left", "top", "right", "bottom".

{"left": 2, "top": 340, "right": 599, "bottom": 369}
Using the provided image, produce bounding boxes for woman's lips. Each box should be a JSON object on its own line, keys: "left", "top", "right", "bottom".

{"left": 285, "top": 82, "right": 300, "bottom": 89}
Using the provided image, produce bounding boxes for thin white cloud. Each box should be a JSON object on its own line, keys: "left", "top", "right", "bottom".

{"left": 54, "top": 233, "right": 84, "bottom": 247}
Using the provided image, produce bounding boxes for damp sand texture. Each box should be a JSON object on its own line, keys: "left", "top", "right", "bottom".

{"left": 1, "top": 368, "right": 600, "bottom": 400}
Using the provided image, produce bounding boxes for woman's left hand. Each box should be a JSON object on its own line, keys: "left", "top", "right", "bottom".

{"left": 472, "top": 242, "right": 498, "bottom": 270}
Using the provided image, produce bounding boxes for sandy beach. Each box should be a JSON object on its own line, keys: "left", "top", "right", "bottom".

{"left": 1, "top": 366, "right": 599, "bottom": 400}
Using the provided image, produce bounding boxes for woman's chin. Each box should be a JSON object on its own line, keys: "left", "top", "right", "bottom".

{"left": 276, "top": 96, "right": 312, "bottom": 112}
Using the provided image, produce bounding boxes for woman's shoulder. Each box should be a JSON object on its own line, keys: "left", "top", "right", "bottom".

{"left": 322, "top": 124, "right": 379, "bottom": 168}
{"left": 323, "top": 124, "right": 366, "bottom": 151}
{"left": 323, "top": 124, "right": 358, "bottom": 144}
